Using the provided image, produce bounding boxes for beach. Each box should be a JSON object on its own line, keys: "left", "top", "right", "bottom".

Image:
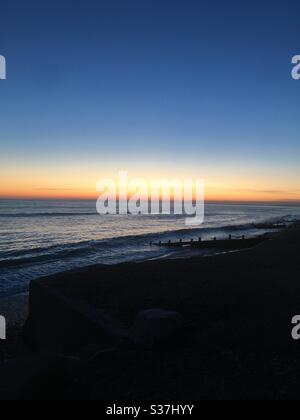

{"left": 1, "top": 0, "right": 300, "bottom": 403}
{"left": 1, "top": 224, "right": 300, "bottom": 399}
{"left": 1, "top": 199, "right": 299, "bottom": 298}
{"left": 0, "top": 293, "right": 28, "bottom": 365}
{"left": 0, "top": 293, "right": 28, "bottom": 326}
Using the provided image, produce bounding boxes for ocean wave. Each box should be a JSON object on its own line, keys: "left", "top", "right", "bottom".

{"left": 0, "top": 217, "right": 290, "bottom": 269}
{"left": 0, "top": 212, "right": 97, "bottom": 218}
{"left": 0, "top": 212, "right": 193, "bottom": 219}
{"left": 0, "top": 222, "right": 252, "bottom": 257}
{"left": 0, "top": 245, "right": 94, "bottom": 268}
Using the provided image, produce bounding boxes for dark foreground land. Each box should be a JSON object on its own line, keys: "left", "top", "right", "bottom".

{"left": 1, "top": 226, "right": 300, "bottom": 400}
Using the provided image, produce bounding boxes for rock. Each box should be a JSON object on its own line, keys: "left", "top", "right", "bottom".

{"left": 129, "top": 309, "right": 183, "bottom": 349}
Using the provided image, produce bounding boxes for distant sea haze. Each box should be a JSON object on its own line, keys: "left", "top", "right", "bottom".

{"left": 0, "top": 199, "right": 300, "bottom": 298}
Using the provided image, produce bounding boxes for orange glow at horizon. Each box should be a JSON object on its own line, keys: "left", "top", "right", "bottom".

{"left": 1, "top": 168, "right": 300, "bottom": 203}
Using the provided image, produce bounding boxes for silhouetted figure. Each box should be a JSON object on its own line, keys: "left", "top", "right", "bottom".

{"left": 168, "top": 240, "right": 171, "bottom": 244}
{"left": 242, "top": 235, "right": 245, "bottom": 240}
{"left": 214, "top": 237, "right": 217, "bottom": 241}
{"left": 229, "top": 234, "right": 232, "bottom": 240}
{"left": 198, "top": 237, "right": 202, "bottom": 242}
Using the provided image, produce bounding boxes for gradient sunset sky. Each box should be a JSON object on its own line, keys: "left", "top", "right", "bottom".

{"left": 0, "top": 0, "right": 300, "bottom": 202}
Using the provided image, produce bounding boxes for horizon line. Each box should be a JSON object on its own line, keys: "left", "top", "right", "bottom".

{"left": 1, "top": 196, "right": 300, "bottom": 207}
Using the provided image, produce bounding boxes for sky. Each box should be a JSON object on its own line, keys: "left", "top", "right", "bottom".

{"left": 0, "top": 0, "right": 300, "bottom": 202}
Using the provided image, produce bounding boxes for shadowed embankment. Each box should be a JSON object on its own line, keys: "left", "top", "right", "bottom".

{"left": 1, "top": 226, "right": 300, "bottom": 399}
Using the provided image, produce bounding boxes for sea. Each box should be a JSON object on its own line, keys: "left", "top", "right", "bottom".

{"left": 0, "top": 199, "right": 300, "bottom": 297}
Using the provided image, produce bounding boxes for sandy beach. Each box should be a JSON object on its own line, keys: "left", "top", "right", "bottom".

{"left": 1, "top": 224, "right": 299, "bottom": 399}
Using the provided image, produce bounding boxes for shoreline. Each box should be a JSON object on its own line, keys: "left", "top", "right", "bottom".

{"left": 1, "top": 202, "right": 299, "bottom": 300}
{"left": 0, "top": 224, "right": 295, "bottom": 327}
{"left": 1, "top": 224, "right": 300, "bottom": 398}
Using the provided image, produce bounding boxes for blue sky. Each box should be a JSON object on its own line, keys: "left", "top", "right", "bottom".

{"left": 0, "top": 0, "right": 300, "bottom": 200}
